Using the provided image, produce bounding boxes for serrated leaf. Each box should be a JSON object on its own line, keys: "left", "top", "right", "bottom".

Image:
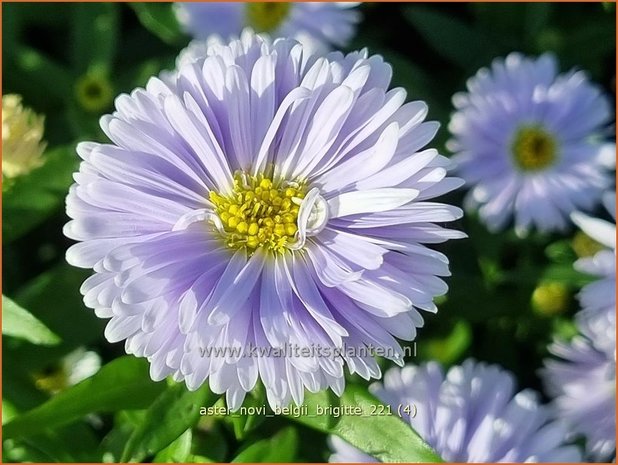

{"left": 2, "top": 295, "right": 60, "bottom": 345}
{"left": 121, "top": 383, "right": 218, "bottom": 462}
{"left": 288, "top": 385, "right": 443, "bottom": 462}
{"left": 3, "top": 357, "right": 165, "bottom": 439}
{"left": 231, "top": 427, "right": 298, "bottom": 463}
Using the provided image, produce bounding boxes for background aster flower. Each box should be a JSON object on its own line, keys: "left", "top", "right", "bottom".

{"left": 541, "top": 191, "right": 616, "bottom": 461}
{"left": 174, "top": 2, "right": 360, "bottom": 54}
{"left": 541, "top": 318, "right": 616, "bottom": 461}
{"left": 571, "top": 190, "right": 616, "bottom": 353}
{"left": 64, "top": 30, "right": 464, "bottom": 410}
{"left": 329, "top": 360, "right": 582, "bottom": 463}
{"left": 448, "top": 52, "right": 613, "bottom": 236}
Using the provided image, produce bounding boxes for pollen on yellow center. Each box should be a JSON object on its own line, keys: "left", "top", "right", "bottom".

{"left": 511, "top": 125, "right": 558, "bottom": 172}
{"left": 245, "top": 2, "right": 291, "bottom": 33}
{"left": 209, "top": 172, "right": 306, "bottom": 253}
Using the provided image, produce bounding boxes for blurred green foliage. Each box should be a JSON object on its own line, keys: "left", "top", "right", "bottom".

{"left": 2, "top": 2, "right": 615, "bottom": 463}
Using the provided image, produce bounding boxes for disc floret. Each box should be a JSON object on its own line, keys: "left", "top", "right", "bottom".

{"left": 209, "top": 172, "right": 306, "bottom": 253}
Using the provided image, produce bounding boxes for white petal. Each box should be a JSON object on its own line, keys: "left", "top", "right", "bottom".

{"left": 571, "top": 211, "right": 616, "bottom": 249}
{"left": 328, "top": 188, "right": 419, "bottom": 218}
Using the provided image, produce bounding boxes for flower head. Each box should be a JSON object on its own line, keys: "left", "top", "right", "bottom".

{"left": 571, "top": 191, "right": 616, "bottom": 352}
{"left": 64, "top": 30, "right": 464, "bottom": 410}
{"left": 541, "top": 321, "right": 615, "bottom": 461}
{"left": 542, "top": 191, "right": 616, "bottom": 460}
{"left": 2, "top": 94, "right": 46, "bottom": 178}
{"left": 174, "top": 2, "right": 360, "bottom": 53}
{"left": 330, "top": 360, "right": 582, "bottom": 462}
{"left": 448, "top": 53, "right": 613, "bottom": 236}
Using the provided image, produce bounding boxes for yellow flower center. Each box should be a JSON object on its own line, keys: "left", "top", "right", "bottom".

{"left": 245, "top": 2, "right": 291, "bottom": 33}
{"left": 511, "top": 125, "right": 558, "bottom": 172}
{"left": 209, "top": 172, "right": 306, "bottom": 253}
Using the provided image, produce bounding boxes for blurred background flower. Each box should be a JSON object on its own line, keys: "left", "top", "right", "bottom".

{"left": 2, "top": 94, "right": 46, "bottom": 179}
{"left": 542, "top": 191, "right": 616, "bottom": 461}
{"left": 448, "top": 53, "right": 613, "bottom": 236}
{"left": 174, "top": 2, "right": 360, "bottom": 53}
{"left": 330, "top": 360, "right": 582, "bottom": 462}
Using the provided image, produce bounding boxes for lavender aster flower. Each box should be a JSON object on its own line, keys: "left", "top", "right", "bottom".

{"left": 174, "top": 2, "right": 360, "bottom": 54}
{"left": 449, "top": 52, "right": 613, "bottom": 236}
{"left": 571, "top": 191, "right": 616, "bottom": 352}
{"left": 542, "top": 191, "right": 616, "bottom": 461}
{"left": 64, "top": 30, "right": 464, "bottom": 410}
{"left": 330, "top": 360, "right": 582, "bottom": 462}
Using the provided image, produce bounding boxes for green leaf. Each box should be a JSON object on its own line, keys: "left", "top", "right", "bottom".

{"left": 191, "top": 422, "right": 229, "bottom": 462}
{"left": 4, "top": 46, "right": 72, "bottom": 106}
{"left": 231, "top": 427, "right": 298, "bottom": 463}
{"left": 153, "top": 429, "right": 193, "bottom": 463}
{"left": 288, "top": 385, "right": 443, "bottom": 462}
{"left": 403, "top": 6, "right": 500, "bottom": 70}
{"left": 472, "top": 3, "right": 552, "bottom": 49}
{"left": 541, "top": 264, "right": 594, "bottom": 287}
{"left": 545, "top": 240, "right": 577, "bottom": 264}
{"left": 226, "top": 385, "right": 266, "bottom": 440}
{"left": 3, "top": 145, "right": 78, "bottom": 243}
{"left": 71, "top": 3, "right": 119, "bottom": 73}
{"left": 18, "top": 423, "right": 101, "bottom": 463}
{"left": 3, "top": 357, "right": 165, "bottom": 439}
{"left": 98, "top": 411, "right": 147, "bottom": 463}
{"left": 523, "top": 3, "right": 553, "bottom": 43}
{"left": 2, "top": 295, "right": 61, "bottom": 346}
{"left": 13, "top": 264, "right": 103, "bottom": 349}
{"left": 121, "top": 383, "right": 218, "bottom": 462}
{"left": 418, "top": 320, "right": 472, "bottom": 365}
{"left": 129, "top": 3, "right": 186, "bottom": 45}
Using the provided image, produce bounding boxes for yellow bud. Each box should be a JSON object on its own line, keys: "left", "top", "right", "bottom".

{"left": 572, "top": 231, "right": 604, "bottom": 258}
{"left": 532, "top": 282, "right": 570, "bottom": 317}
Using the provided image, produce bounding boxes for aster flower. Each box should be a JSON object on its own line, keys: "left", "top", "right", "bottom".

{"left": 542, "top": 320, "right": 615, "bottom": 461}
{"left": 542, "top": 192, "right": 616, "bottom": 461}
{"left": 571, "top": 191, "right": 616, "bottom": 353}
{"left": 448, "top": 52, "right": 613, "bottom": 236}
{"left": 329, "top": 360, "right": 582, "bottom": 463}
{"left": 2, "top": 94, "right": 46, "bottom": 178}
{"left": 64, "top": 30, "right": 464, "bottom": 410}
{"left": 174, "top": 2, "right": 360, "bottom": 54}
